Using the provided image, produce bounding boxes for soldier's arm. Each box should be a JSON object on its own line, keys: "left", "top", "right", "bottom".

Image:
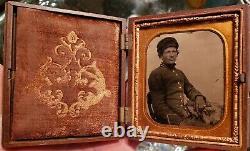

{"left": 182, "top": 71, "right": 205, "bottom": 102}
{"left": 148, "top": 70, "right": 171, "bottom": 121}
{"left": 182, "top": 71, "right": 208, "bottom": 113}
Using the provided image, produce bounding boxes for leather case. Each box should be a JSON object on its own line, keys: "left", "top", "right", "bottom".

{"left": 2, "top": 1, "right": 250, "bottom": 151}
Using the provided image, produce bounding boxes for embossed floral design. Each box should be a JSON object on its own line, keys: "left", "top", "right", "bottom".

{"left": 31, "top": 31, "right": 111, "bottom": 117}
{"left": 67, "top": 31, "right": 79, "bottom": 43}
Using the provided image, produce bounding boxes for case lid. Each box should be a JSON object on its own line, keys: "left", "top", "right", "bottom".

{"left": 3, "top": 1, "right": 127, "bottom": 148}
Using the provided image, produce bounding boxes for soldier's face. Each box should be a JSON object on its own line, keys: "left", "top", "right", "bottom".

{"left": 161, "top": 47, "right": 178, "bottom": 64}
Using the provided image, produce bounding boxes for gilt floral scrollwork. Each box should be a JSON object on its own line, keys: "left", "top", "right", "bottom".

{"left": 31, "top": 31, "right": 111, "bottom": 118}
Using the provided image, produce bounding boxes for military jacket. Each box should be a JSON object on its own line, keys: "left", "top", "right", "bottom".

{"left": 148, "top": 63, "right": 204, "bottom": 124}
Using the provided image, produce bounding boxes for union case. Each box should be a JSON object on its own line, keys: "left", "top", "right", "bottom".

{"left": 2, "top": 1, "right": 250, "bottom": 151}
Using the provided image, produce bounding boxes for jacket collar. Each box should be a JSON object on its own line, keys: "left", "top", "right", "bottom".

{"left": 160, "top": 62, "right": 176, "bottom": 69}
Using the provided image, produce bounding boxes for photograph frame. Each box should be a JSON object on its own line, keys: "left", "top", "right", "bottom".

{"left": 128, "top": 5, "right": 249, "bottom": 151}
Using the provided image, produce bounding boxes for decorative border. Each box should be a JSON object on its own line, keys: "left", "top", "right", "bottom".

{"left": 132, "top": 13, "right": 241, "bottom": 144}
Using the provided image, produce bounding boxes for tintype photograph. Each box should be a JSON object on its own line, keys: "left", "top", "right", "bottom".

{"left": 146, "top": 31, "right": 224, "bottom": 127}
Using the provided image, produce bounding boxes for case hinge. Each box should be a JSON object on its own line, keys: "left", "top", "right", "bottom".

{"left": 120, "top": 33, "right": 132, "bottom": 52}
{"left": 119, "top": 106, "right": 125, "bottom": 123}
{"left": 239, "top": 72, "right": 246, "bottom": 83}
{"left": 119, "top": 106, "right": 131, "bottom": 124}
{"left": 8, "top": 68, "right": 15, "bottom": 79}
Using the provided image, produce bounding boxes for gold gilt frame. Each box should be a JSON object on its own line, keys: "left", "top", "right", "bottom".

{"left": 128, "top": 5, "right": 248, "bottom": 151}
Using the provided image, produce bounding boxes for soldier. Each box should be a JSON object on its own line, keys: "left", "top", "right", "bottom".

{"left": 148, "top": 37, "right": 218, "bottom": 126}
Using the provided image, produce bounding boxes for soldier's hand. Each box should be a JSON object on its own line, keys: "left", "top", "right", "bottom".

{"left": 195, "top": 96, "right": 206, "bottom": 112}
{"left": 180, "top": 109, "right": 190, "bottom": 119}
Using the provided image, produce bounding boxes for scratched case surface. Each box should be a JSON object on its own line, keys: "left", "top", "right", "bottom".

{"left": 3, "top": 2, "right": 126, "bottom": 147}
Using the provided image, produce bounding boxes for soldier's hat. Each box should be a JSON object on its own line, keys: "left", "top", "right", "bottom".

{"left": 157, "top": 37, "right": 179, "bottom": 57}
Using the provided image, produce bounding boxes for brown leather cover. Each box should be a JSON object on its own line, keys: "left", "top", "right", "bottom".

{"left": 11, "top": 7, "right": 121, "bottom": 140}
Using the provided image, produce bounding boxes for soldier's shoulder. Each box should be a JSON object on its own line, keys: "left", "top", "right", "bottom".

{"left": 148, "top": 67, "right": 164, "bottom": 83}
{"left": 175, "top": 68, "right": 185, "bottom": 74}
{"left": 150, "top": 67, "right": 164, "bottom": 75}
